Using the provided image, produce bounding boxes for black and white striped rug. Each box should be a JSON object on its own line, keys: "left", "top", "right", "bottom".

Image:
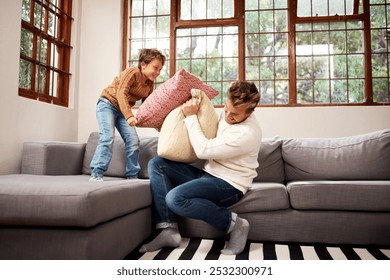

{"left": 125, "top": 238, "right": 390, "bottom": 260}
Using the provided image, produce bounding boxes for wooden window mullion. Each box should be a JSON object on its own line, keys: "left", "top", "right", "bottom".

{"left": 363, "top": 0, "right": 373, "bottom": 104}
{"left": 288, "top": 0, "right": 297, "bottom": 105}
{"left": 237, "top": 0, "right": 245, "bottom": 80}
{"left": 170, "top": 0, "right": 178, "bottom": 76}
{"left": 122, "top": 0, "right": 129, "bottom": 71}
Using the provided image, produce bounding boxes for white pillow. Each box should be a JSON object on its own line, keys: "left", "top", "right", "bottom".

{"left": 157, "top": 89, "right": 218, "bottom": 163}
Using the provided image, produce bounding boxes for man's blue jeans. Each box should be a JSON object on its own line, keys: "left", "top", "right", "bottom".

{"left": 148, "top": 156, "right": 244, "bottom": 232}
{"left": 90, "top": 98, "right": 140, "bottom": 178}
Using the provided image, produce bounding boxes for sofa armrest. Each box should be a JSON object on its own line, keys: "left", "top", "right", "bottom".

{"left": 21, "top": 141, "right": 86, "bottom": 175}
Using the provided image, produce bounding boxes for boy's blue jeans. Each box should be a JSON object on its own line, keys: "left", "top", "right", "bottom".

{"left": 148, "top": 156, "right": 243, "bottom": 232}
{"left": 90, "top": 98, "right": 140, "bottom": 178}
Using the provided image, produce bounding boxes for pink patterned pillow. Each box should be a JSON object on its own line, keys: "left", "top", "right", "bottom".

{"left": 136, "top": 69, "right": 219, "bottom": 129}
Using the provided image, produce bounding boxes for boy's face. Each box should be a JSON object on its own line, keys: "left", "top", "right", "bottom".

{"left": 141, "top": 58, "right": 163, "bottom": 81}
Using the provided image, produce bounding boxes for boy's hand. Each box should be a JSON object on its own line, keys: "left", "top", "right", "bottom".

{"left": 182, "top": 97, "right": 201, "bottom": 117}
{"left": 127, "top": 116, "right": 138, "bottom": 126}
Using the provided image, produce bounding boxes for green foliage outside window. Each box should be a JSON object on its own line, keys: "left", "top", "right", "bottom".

{"left": 125, "top": 0, "right": 389, "bottom": 105}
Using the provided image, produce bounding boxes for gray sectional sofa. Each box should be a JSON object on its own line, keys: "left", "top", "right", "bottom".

{"left": 0, "top": 129, "right": 389, "bottom": 259}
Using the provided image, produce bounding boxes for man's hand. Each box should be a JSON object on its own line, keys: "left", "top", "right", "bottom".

{"left": 127, "top": 116, "right": 138, "bottom": 126}
{"left": 182, "top": 97, "right": 201, "bottom": 117}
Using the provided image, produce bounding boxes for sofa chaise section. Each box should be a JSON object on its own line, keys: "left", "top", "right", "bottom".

{"left": 0, "top": 137, "right": 156, "bottom": 259}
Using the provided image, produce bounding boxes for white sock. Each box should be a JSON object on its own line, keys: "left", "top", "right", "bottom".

{"left": 139, "top": 227, "right": 182, "bottom": 253}
{"left": 221, "top": 216, "right": 249, "bottom": 255}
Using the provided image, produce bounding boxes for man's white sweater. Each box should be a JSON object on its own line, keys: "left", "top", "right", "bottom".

{"left": 184, "top": 111, "right": 262, "bottom": 194}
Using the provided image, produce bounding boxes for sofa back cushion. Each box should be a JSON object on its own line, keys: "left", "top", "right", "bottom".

{"left": 282, "top": 129, "right": 390, "bottom": 181}
{"left": 82, "top": 132, "right": 157, "bottom": 179}
{"left": 138, "top": 136, "right": 158, "bottom": 178}
{"left": 22, "top": 142, "right": 86, "bottom": 175}
{"left": 253, "top": 137, "right": 285, "bottom": 183}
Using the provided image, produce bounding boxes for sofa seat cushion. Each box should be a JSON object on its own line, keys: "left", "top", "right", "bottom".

{"left": 283, "top": 129, "right": 390, "bottom": 181}
{"left": 229, "top": 182, "right": 289, "bottom": 213}
{"left": 0, "top": 174, "right": 151, "bottom": 227}
{"left": 287, "top": 181, "right": 390, "bottom": 211}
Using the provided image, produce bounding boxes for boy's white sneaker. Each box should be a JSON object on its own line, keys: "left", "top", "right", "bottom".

{"left": 89, "top": 176, "right": 103, "bottom": 182}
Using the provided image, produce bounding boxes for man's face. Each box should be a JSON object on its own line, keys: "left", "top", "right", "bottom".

{"left": 224, "top": 99, "right": 252, "bottom": 124}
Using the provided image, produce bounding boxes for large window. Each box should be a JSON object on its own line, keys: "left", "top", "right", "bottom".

{"left": 371, "top": 0, "right": 390, "bottom": 103}
{"left": 19, "top": 0, "right": 73, "bottom": 107}
{"left": 294, "top": 1, "right": 366, "bottom": 104}
{"left": 126, "top": 0, "right": 170, "bottom": 86}
{"left": 123, "top": 0, "right": 390, "bottom": 106}
{"left": 176, "top": 26, "right": 239, "bottom": 105}
{"left": 245, "top": 1, "right": 289, "bottom": 104}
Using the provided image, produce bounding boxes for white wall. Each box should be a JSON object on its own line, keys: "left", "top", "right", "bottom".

{"left": 77, "top": 0, "right": 123, "bottom": 142}
{"left": 0, "top": 0, "right": 80, "bottom": 174}
{"left": 254, "top": 106, "right": 390, "bottom": 138}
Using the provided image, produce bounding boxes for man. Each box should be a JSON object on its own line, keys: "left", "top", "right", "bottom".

{"left": 139, "top": 80, "right": 262, "bottom": 255}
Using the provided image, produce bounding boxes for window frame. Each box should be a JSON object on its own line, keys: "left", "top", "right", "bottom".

{"left": 19, "top": 0, "right": 73, "bottom": 107}
{"left": 289, "top": 0, "right": 373, "bottom": 106}
{"left": 122, "top": 0, "right": 390, "bottom": 107}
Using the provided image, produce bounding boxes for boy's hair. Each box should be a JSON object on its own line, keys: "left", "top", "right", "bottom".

{"left": 138, "top": 48, "right": 166, "bottom": 68}
{"left": 228, "top": 80, "right": 260, "bottom": 113}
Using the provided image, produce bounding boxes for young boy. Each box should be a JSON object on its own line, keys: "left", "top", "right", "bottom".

{"left": 89, "top": 48, "right": 165, "bottom": 182}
